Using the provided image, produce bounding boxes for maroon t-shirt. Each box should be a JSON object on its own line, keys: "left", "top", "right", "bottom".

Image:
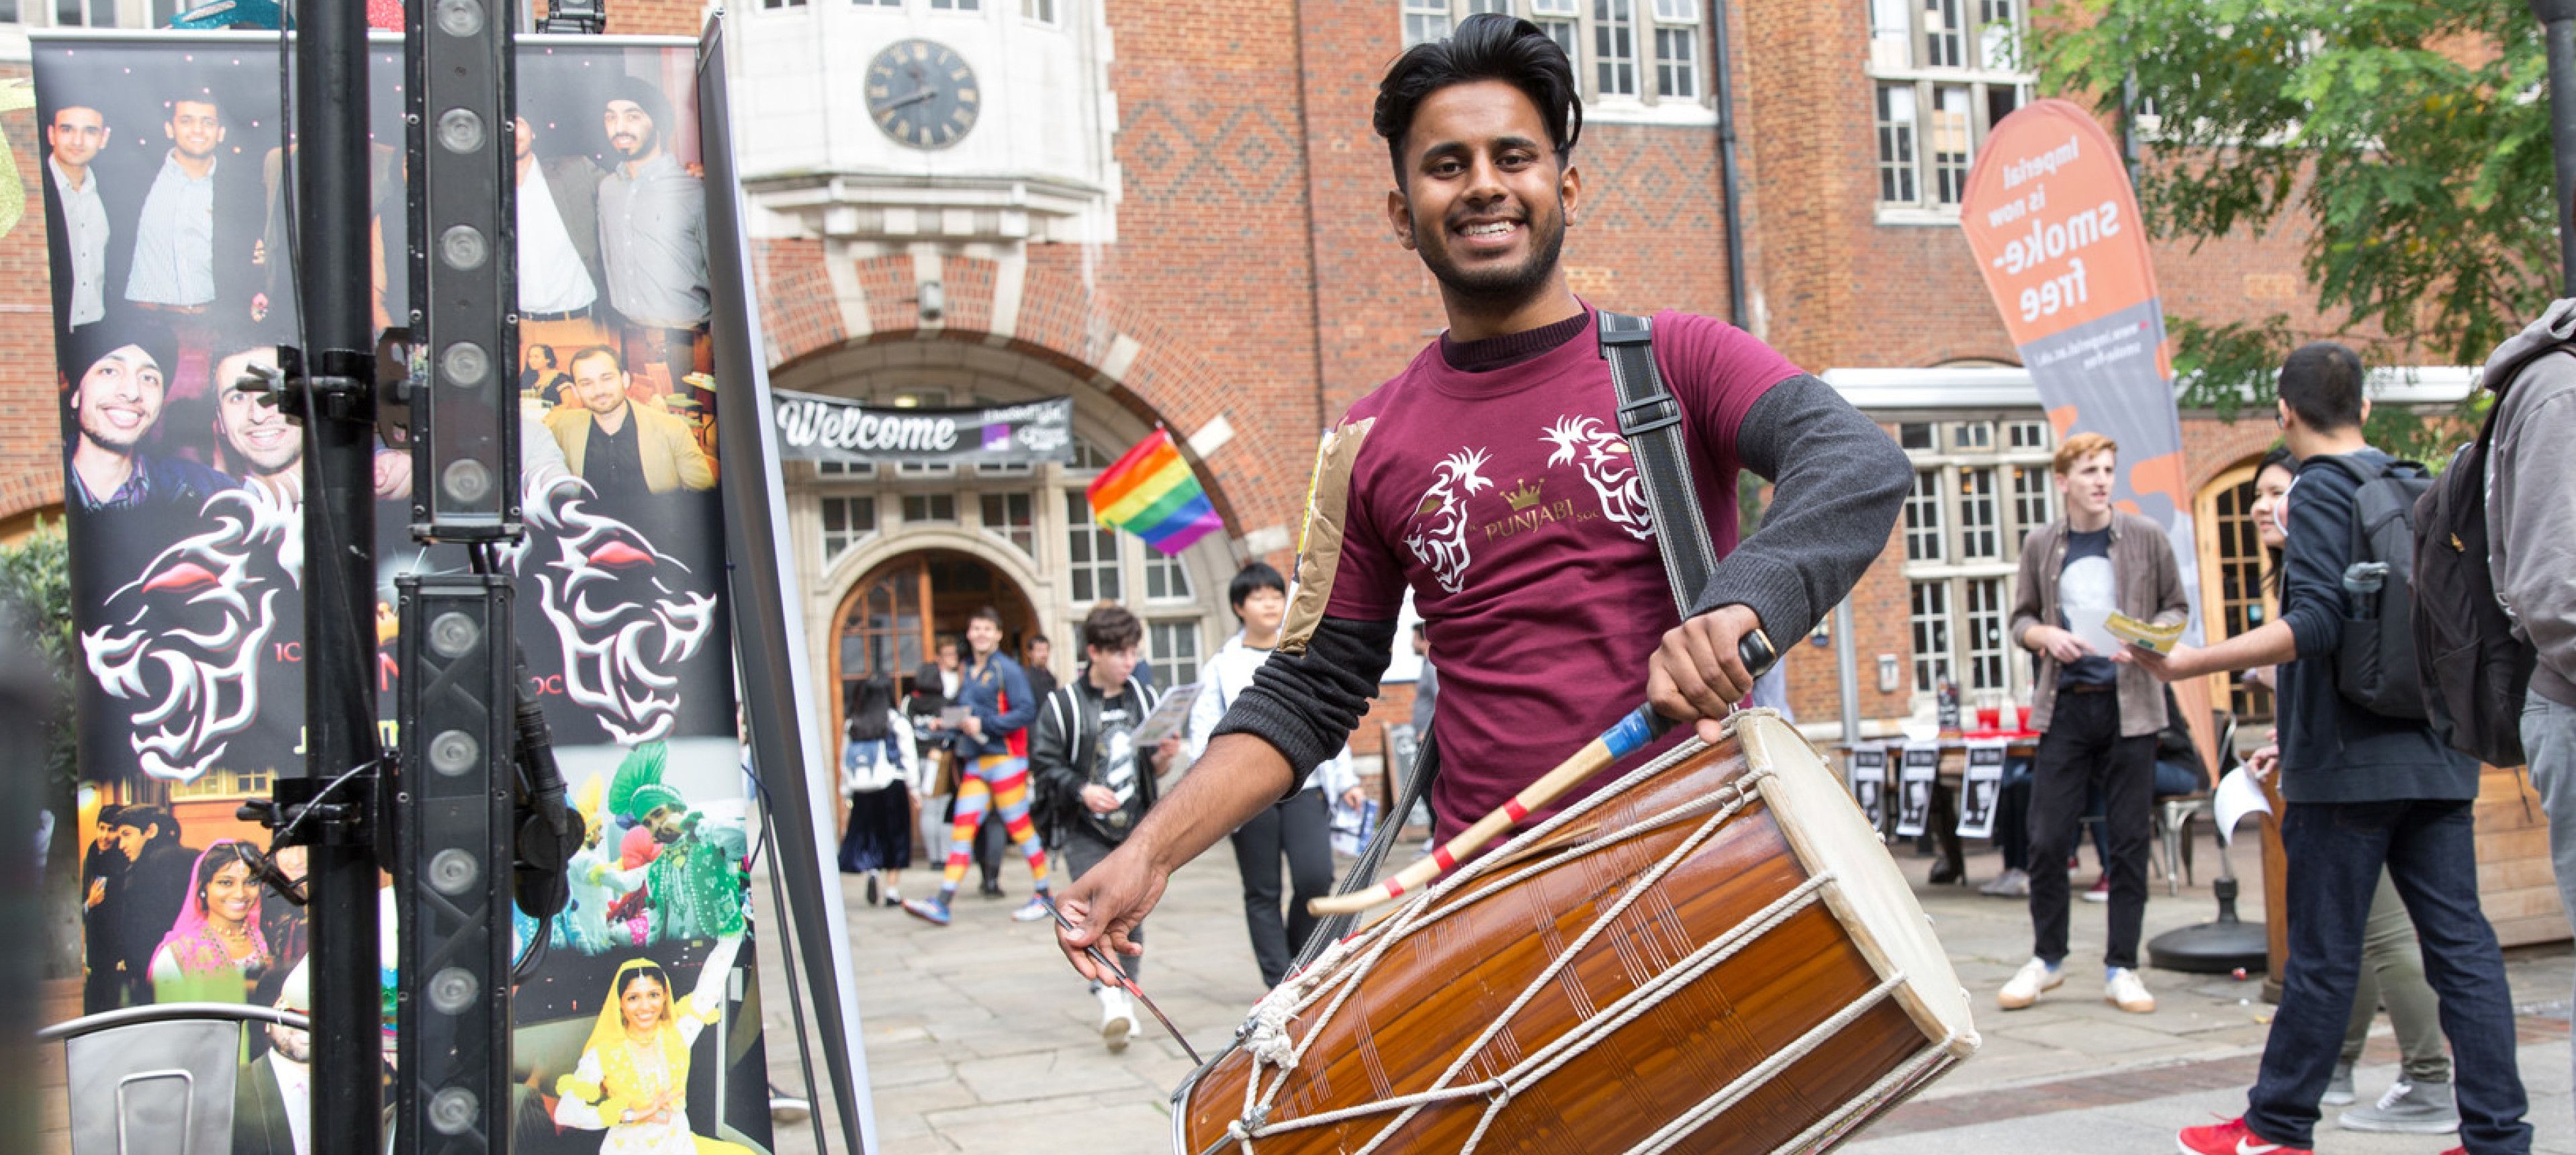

{"left": 1318, "top": 307, "right": 1801, "bottom": 838}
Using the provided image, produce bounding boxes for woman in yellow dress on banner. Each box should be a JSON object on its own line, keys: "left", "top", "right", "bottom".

{"left": 551, "top": 929, "right": 750, "bottom": 1155}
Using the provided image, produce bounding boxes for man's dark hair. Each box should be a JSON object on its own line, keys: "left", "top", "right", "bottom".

{"left": 93, "top": 803, "right": 125, "bottom": 831}
{"left": 1028, "top": 633, "right": 1050, "bottom": 649}
{"left": 2277, "top": 342, "right": 2365, "bottom": 432}
{"left": 112, "top": 803, "right": 174, "bottom": 843}
{"left": 567, "top": 344, "right": 624, "bottom": 377}
{"left": 1373, "top": 13, "right": 1583, "bottom": 188}
{"left": 1081, "top": 604, "right": 1143, "bottom": 653}
{"left": 967, "top": 605, "right": 1005, "bottom": 630}
{"left": 1228, "top": 561, "right": 1287, "bottom": 614}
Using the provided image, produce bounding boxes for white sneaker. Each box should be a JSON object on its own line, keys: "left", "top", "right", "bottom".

{"left": 2106, "top": 966, "right": 2155, "bottom": 1013}
{"left": 1097, "top": 986, "right": 1136, "bottom": 1052}
{"left": 1996, "top": 958, "right": 2062, "bottom": 1010}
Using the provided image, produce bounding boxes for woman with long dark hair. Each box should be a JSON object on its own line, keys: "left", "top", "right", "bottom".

{"left": 837, "top": 675, "right": 917, "bottom": 907}
{"left": 147, "top": 839, "right": 271, "bottom": 995}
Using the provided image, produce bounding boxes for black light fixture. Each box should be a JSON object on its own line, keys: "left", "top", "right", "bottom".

{"left": 408, "top": 0, "right": 520, "bottom": 541}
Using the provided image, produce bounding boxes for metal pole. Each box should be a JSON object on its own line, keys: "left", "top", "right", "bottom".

{"left": 294, "top": 0, "right": 383, "bottom": 1143}
{"left": 2536, "top": 0, "right": 2576, "bottom": 295}
{"left": 1834, "top": 600, "right": 1859, "bottom": 747}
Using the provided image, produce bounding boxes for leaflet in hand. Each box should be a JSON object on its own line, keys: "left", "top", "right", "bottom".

{"left": 1130, "top": 682, "right": 1203, "bottom": 750}
{"left": 2105, "top": 612, "right": 2184, "bottom": 654}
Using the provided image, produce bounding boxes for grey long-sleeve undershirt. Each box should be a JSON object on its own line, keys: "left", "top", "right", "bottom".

{"left": 1215, "top": 371, "right": 1911, "bottom": 788}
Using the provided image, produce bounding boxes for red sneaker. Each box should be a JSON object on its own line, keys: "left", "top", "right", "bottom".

{"left": 2176, "top": 1117, "right": 2309, "bottom": 1155}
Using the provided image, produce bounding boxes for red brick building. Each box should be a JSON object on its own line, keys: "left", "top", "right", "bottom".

{"left": 0, "top": 0, "right": 2471, "bottom": 771}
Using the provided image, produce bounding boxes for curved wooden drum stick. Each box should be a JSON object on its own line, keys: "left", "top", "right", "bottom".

{"left": 1309, "top": 629, "right": 1777, "bottom": 918}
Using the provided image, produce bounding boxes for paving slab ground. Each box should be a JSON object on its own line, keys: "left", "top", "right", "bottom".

{"left": 754, "top": 825, "right": 2576, "bottom": 1154}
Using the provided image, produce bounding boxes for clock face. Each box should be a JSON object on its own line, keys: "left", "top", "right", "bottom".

{"left": 866, "top": 39, "right": 980, "bottom": 150}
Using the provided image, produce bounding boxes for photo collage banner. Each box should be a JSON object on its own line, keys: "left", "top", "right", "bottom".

{"left": 35, "top": 32, "right": 776, "bottom": 1155}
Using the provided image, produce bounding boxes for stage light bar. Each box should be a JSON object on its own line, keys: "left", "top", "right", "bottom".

{"left": 395, "top": 574, "right": 518, "bottom": 1155}
{"left": 408, "top": 0, "right": 519, "bottom": 540}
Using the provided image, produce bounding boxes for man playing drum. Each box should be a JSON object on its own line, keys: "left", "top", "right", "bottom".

{"left": 1056, "top": 13, "right": 1910, "bottom": 988}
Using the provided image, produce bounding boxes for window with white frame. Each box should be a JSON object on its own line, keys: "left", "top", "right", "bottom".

{"left": 1957, "top": 466, "right": 1999, "bottom": 561}
{"left": 817, "top": 459, "right": 877, "bottom": 479}
{"left": 979, "top": 492, "right": 1035, "bottom": 555}
{"left": 929, "top": 0, "right": 979, "bottom": 9}
{"left": 2010, "top": 462, "right": 2054, "bottom": 550}
{"left": 1909, "top": 581, "right": 1952, "bottom": 695}
{"left": 1903, "top": 469, "right": 1945, "bottom": 563}
{"left": 1963, "top": 575, "right": 2009, "bottom": 692}
{"left": 902, "top": 493, "right": 956, "bottom": 523}
{"left": 1150, "top": 620, "right": 1203, "bottom": 690}
{"left": 853, "top": 0, "right": 900, "bottom": 6}
{"left": 1021, "top": 0, "right": 1056, "bottom": 21}
{"left": 1066, "top": 492, "right": 1123, "bottom": 604}
{"left": 1395, "top": 0, "right": 1708, "bottom": 107}
{"left": 821, "top": 495, "right": 877, "bottom": 563}
{"left": 1899, "top": 414, "right": 2054, "bottom": 703}
{"left": 1144, "top": 550, "right": 1193, "bottom": 602}
{"left": 1869, "top": 0, "right": 2029, "bottom": 214}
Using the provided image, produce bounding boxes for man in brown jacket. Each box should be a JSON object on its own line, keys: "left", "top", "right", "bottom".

{"left": 1996, "top": 431, "right": 2188, "bottom": 1015}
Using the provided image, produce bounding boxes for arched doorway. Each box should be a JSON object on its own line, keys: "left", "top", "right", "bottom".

{"left": 829, "top": 549, "right": 1038, "bottom": 735}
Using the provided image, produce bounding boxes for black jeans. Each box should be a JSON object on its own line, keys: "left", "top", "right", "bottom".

{"left": 1062, "top": 825, "right": 1140, "bottom": 985}
{"left": 2246, "top": 799, "right": 2530, "bottom": 1151}
{"left": 974, "top": 813, "right": 1006, "bottom": 888}
{"left": 2026, "top": 689, "right": 2154, "bottom": 968}
{"left": 1230, "top": 787, "right": 1334, "bottom": 988}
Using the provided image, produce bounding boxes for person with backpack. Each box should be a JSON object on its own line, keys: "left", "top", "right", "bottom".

{"left": 1995, "top": 432, "right": 2189, "bottom": 1017}
{"left": 1029, "top": 604, "right": 1179, "bottom": 1050}
{"left": 836, "top": 675, "right": 917, "bottom": 909}
{"left": 2473, "top": 299, "right": 2576, "bottom": 1131}
{"left": 2134, "top": 342, "right": 2530, "bottom": 1155}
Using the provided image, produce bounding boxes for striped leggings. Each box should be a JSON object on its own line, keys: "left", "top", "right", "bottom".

{"left": 944, "top": 755, "right": 1049, "bottom": 890}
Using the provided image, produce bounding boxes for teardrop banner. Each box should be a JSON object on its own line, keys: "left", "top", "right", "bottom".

{"left": 1958, "top": 97, "right": 2203, "bottom": 643}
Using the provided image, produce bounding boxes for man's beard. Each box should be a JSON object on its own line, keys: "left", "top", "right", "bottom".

{"left": 612, "top": 129, "right": 657, "bottom": 160}
{"left": 269, "top": 1026, "right": 311, "bottom": 1064}
{"left": 1417, "top": 208, "right": 1566, "bottom": 312}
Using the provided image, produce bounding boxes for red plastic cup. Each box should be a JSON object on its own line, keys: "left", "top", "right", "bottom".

{"left": 2016, "top": 704, "right": 2033, "bottom": 733}
{"left": 1976, "top": 706, "right": 2001, "bottom": 733}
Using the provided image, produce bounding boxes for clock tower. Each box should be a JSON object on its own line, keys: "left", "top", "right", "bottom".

{"left": 729, "top": 1, "right": 1121, "bottom": 251}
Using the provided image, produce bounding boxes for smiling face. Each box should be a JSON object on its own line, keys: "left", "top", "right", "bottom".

{"left": 603, "top": 99, "right": 659, "bottom": 162}
{"left": 2249, "top": 463, "right": 2293, "bottom": 549}
{"left": 1385, "top": 81, "right": 1578, "bottom": 315}
{"left": 569, "top": 351, "right": 629, "bottom": 420}
{"left": 73, "top": 346, "right": 167, "bottom": 455}
{"left": 965, "top": 616, "right": 1003, "bottom": 658}
{"left": 202, "top": 858, "right": 256, "bottom": 927}
{"left": 2055, "top": 449, "right": 2117, "bottom": 521}
{"left": 165, "top": 99, "right": 222, "bottom": 162}
{"left": 619, "top": 970, "right": 670, "bottom": 1031}
{"left": 48, "top": 106, "right": 106, "bottom": 171}
{"left": 214, "top": 349, "right": 295, "bottom": 477}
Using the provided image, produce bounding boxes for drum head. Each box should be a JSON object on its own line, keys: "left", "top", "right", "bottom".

{"left": 1740, "top": 712, "right": 1979, "bottom": 1058}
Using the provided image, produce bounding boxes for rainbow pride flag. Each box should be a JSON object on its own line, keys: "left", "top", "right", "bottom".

{"left": 1087, "top": 428, "right": 1224, "bottom": 555}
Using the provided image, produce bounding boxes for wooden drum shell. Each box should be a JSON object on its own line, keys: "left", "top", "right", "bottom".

{"left": 1175, "top": 716, "right": 1976, "bottom": 1155}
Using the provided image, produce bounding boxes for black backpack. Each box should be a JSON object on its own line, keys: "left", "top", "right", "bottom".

{"left": 2313, "top": 455, "right": 2434, "bottom": 719}
{"left": 2412, "top": 361, "right": 2552, "bottom": 766}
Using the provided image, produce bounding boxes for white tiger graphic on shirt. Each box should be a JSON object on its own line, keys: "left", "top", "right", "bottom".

{"left": 1540, "top": 415, "right": 1653, "bottom": 540}
{"left": 1405, "top": 447, "right": 1491, "bottom": 594}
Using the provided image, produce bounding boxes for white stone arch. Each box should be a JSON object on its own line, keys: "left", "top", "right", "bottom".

{"left": 775, "top": 337, "right": 1237, "bottom": 710}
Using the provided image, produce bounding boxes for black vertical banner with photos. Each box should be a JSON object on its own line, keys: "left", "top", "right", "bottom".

{"left": 35, "top": 31, "right": 772, "bottom": 1155}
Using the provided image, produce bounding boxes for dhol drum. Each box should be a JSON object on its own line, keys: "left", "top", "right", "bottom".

{"left": 1172, "top": 710, "right": 1978, "bottom": 1154}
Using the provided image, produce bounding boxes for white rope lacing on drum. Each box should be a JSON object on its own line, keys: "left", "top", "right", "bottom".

{"left": 1625, "top": 974, "right": 1903, "bottom": 1155}
{"left": 1223, "top": 710, "right": 1876, "bottom": 1154}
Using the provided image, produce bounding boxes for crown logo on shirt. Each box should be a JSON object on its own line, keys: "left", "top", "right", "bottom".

{"left": 1505, "top": 478, "right": 1545, "bottom": 511}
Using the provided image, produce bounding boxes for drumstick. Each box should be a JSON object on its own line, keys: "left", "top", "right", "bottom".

{"left": 1309, "top": 629, "right": 1777, "bottom": 918}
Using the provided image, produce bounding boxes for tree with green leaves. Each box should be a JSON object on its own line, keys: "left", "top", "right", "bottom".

{"left": 2037, "top": 1, "right": 2553, "bottom": 460}
{"left": 0, "top": 518, "right": 83, "bottom": 977}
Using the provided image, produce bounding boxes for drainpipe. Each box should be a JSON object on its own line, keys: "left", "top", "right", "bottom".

{"left": 1709, "top": 0, "right": 1750, "bottom": 330}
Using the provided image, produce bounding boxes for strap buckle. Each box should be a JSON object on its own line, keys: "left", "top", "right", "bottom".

{"left": 1616, "top": 394, "right": 1682, "bottom": 437}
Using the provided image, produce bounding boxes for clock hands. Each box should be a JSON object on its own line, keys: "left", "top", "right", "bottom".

{"left": 876, "top": 88, "right": 937, "bottom": 113}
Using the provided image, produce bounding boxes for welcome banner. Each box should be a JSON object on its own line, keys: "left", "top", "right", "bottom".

{"left": 36, "top": 32, "right": 776, "bottom": 1154}
{"left": 771, "top": 387, "right": 1072, "bottom": 466}
{"left": 1959, "top": 98, "right": 2203, "bottom": 643}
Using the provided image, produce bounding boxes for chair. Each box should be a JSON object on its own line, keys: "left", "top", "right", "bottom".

{"left": 40, "top": 1001, "right": 310, "bottom": 1155}
{"left": 2154, "top": 712, "right": 2240, "bottom": 896}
